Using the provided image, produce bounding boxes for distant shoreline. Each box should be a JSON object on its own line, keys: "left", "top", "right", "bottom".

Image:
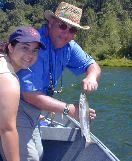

{"left": 97, "top": 58, "right": 132, "bottom": 67}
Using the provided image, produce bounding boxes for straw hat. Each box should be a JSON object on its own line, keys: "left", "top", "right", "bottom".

{"left": 44, "top": 2, "right": 90, "bottom": 30}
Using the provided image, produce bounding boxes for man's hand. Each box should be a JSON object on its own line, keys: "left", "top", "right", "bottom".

{"left": 69, "top": 104, "right": 96, "bottom": 120}
{"left": 82, "top": 77, "right": 98, "bottom": 92}
{"left": 82, "top": 63, "right": 101, "bottom": 92}
{"left": 89, "top": 108, "right": 96, "bottom": 120}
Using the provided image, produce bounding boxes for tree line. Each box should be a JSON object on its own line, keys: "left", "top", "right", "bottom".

{"left": 0, "top": 0, "right": 132, "bottom": 60}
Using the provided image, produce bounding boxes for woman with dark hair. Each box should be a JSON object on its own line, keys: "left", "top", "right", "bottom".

{"left": 0, "top": 26, "right": 45, "bottom": 161}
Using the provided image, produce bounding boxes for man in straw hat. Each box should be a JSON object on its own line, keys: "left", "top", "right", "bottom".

{"left": 16, "top": 2, "right": 101, "bottom": 161}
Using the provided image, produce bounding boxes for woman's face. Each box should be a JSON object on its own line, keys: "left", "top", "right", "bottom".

{"left": 8, "top": 42, "right": 40, "bottom": 72}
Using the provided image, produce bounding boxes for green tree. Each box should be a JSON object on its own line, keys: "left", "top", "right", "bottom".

{"left": 97, "top": 2, "right": 121, "bottom": 57}
{"left": 118, "top": 11, "right": 132, "bottom": 58}
{"left": 24, "top": 4, "right": 45, "bottom": 28}
{"left": 0, "top": 10, "right": 9, "bottom": 40}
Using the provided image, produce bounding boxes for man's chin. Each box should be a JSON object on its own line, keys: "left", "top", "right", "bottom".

{"left": 54, "top": 43, "right": 67, "bottom": 49}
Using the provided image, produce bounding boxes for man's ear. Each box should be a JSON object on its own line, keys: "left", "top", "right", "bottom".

{"left": 48, "top": 17, "right": 55, "bottom": 28}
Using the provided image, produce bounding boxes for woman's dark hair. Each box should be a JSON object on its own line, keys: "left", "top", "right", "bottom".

{"left": 1, "top": 40, "right": 19, "bottom": 55}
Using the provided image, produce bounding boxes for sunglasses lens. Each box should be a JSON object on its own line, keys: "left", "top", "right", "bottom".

{"left": 59, "top": 23, "right": 67, "bottom": 30}
{"left": 69, "top": 27, "right": 77, "bottom": 34}
{"left": 58, "top": 20, "right": 77, "bottom": 34}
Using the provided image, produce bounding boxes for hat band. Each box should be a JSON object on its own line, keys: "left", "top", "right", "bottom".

{"left": 55, "top": 11, "right": 80, "bottom": 25}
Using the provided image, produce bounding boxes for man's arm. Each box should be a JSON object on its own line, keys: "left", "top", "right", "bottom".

{"left": 82, "top": 62, "right": 101, "bottom": 92}
{"left": 23, "top": 91, "right": 96, "bottom": 119}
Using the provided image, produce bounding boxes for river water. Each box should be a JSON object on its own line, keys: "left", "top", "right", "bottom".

{"left": 55, "top": 67, "right": 132, "bottom": 161}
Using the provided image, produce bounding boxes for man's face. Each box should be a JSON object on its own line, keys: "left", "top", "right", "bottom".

{"left": 48, "top": 17, "right": 77, "bottom": 48}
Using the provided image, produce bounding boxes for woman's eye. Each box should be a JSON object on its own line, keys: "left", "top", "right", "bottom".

{"left": 33, "top": 49, "right": 39, "bottom": 54}
{"left": 22, "top": 46, "right": 28, "bottom": 50}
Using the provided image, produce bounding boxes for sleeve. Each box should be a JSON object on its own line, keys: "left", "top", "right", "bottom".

{"left": 67, "top": 41, "right": 95, "bottom": 75}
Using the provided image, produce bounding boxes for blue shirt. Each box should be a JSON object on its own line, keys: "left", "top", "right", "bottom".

{"left": 17, "top": 24, "right": 95, "bottom": 95}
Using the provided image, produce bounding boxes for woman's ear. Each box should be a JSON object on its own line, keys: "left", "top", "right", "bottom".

{"left": 8, "top": 44, "right": 14, "bottom": 53}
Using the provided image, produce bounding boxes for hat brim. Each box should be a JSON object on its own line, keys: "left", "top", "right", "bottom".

{"left": 15, "top": 37, "right": 46, "bottom": 50}
{"left": 44, "top": 10, "right": 90, "bottom": 30}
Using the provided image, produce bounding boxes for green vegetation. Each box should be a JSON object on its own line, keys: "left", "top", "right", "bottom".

{"left": 97, "top": 58, "right": 132, "bottom": 67}
{"left": 0, "top": 0, "right": 132, "bottom": 66}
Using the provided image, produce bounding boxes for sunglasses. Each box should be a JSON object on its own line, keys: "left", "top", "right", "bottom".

{"left": 57, "top": 21, "right": 77, "bottom": 34}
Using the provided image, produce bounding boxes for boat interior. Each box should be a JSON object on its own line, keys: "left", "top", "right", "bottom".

{"left": 0, "top": 113, "right": 120, "bottom": 161}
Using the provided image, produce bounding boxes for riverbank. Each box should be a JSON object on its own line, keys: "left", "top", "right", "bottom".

{"left": 97, "top": 58, "right": 132, "bottom": 67}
